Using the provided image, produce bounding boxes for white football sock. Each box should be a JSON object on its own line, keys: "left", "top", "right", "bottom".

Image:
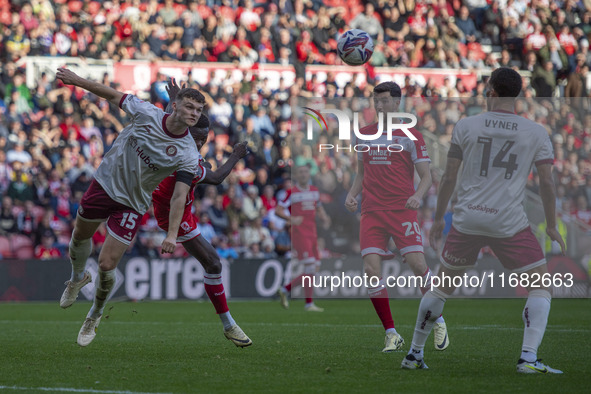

{"left": 219, "top": 312, "right": 236, "bottom": 331}
{"left": 521, "top": 289, "right": 551, "bottom": 362}
{"left": 69, "top": 237, "right": 92, "bottom": 282}
{"left": 409, "top": 288, "right": 447, "bottom": 353}
{"left": 88, "top": 268, "right": 116, "bottom": 319}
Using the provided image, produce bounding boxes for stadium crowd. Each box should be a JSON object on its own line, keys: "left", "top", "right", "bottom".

{"left": 0, "top": 0, "right": 590, "bottom": 260}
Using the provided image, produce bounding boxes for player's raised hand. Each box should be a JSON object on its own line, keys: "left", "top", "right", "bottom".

{"left": 161, "top": 234, "right": 177, "bottom": 254}
{"left": 166, "top": 78, "right": 178, "bottom": 101}
{"left": 405, "top": 195, "right": 421, "bottom": 210}
{"left": 429, "top": 218, "right": 445, "bottom": 250}
{"left": 56, "top": 67, "right": 81, "bottom": 86}
{"left": 546, "top": 227, "right": 566, "bottom": 256}
{"left": 166, "top": 78, "right": 187, "bottom": 102}
{"left": 344, "top": 193, "right": 358, "bottom": 212}
{"left": 232, "top": 141, "right": 249, "bottom": 158}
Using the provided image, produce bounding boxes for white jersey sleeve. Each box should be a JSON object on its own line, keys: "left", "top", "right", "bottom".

{"left": 120, "top": 94, "right": 158, "bottom": 122}
{"left": 278, "top": 189, "right": 291, "bottom": 209}
{"left": 451, "top": 111, "right": 554, "bottom": 237}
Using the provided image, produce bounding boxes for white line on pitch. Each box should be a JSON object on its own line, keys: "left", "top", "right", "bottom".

{"left": 0, "top": 386, "right": 170, "bottom": 394}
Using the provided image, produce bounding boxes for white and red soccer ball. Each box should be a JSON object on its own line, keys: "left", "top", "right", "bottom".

{"left": 337, "top": 29, "right": 374, "bottom": 66}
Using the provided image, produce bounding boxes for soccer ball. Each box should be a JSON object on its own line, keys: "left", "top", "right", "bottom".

{"left": 337, "top": 29, "right": 374, "bottom": 66}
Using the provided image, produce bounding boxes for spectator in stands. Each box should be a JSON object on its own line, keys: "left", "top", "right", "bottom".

{"left": 455, "top": 6, "right": 478, "bottom": 43}
{"left": 350, "top": 3, "right": 384, "bottom": 41}
{"left": 197, "top": 212, "right": 217, "bottom": 244}
{"left": 539, "top": 40, "right": 569, "bottom": 78}
{"left": 0, "top": 195, "right": 18, "bottom": 236}
{"left": 242, "top": 185, "right": 263, "bottom": 222}
{"left": 6, "top": 161, "right": 35, "bottom": 205}
{"left": 216, "top": 236, "right": 239, "bottom": 260}
{"left": 207, "top": 195, "right": 229, "bottom": 236}
{"left": 532, "top": 60, "right": 558, "bottom": 97}
{"left": 135, "top": 42, "right": 157, "bottom": 61}
{"left": 34, "top": 229, "right": 62, "bottom": 260}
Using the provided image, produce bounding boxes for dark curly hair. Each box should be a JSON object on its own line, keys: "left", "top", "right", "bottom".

{"left": 489, "top": 67, "right": 522, "bottom": 98}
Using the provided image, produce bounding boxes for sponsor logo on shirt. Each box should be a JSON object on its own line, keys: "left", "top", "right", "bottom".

{"left": 467, "top": 204, "right": 499, "bottom": 215}
{"left": 128, "top": 137, "right": 160, "bottom": 171}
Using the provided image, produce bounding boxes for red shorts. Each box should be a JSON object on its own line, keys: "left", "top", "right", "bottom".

{"left": 360, "top": 210, "right": 424, "bottom": 257}
{"left": 78, "top": 180, "right": 141, "bottom": 245}
{"left": 153, "top": 203, "right": 200, "bottom": 243}
{"left": 441, "top": 226, "right": 546, "bottom": 273}
{"left": 292, "top": 234, "right": 319, "bottom": 262}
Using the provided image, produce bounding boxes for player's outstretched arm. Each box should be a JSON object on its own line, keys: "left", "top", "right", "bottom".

{"left": 201, "top": 142, "right": 249, "bottom": 185}
{"left": 430, "top": 157, "right": 461, "bottom": 248}
{"left": 406, "top": 161, "right": 432, "bottom": 210}
{"left": 56, "top": 68, "right": 124, "bottom": 107}
{"left": 345, "top": 157, "right": 364, "bottom": 212}
{"left": 161, "top": 181, "right": 191, "bottom": 254}
{"left": 536, "top": 162, "right": 566, "bottom": 255}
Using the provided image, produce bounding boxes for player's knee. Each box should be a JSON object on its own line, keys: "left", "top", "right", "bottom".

{"left": 98, "top": 259, "right": 118, "bottom": 272}
{"left": 72, "top": 227, "right": 92, "bottom": 242}
{"left": 363, "top": 261, "right": 380, "bottom": 278}
{"left": 203, "top": 254, "right": 222, "bottom": 275}
{"left": 404, "top": 253, "right": 428, "bottom": 275}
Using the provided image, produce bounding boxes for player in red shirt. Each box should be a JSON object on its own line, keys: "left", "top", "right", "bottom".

{"left": 275, "top": 165, "right": 329, "bottom": 312}
{"left": 152, "top": 80, "right": 251, "bottom": 347}
{"left": 345, "top": 82, "right": 448, "bottom": 353}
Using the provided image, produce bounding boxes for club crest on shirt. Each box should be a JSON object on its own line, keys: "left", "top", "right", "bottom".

{"left": 166, "top": 145, "right": 178, "bottom": 157}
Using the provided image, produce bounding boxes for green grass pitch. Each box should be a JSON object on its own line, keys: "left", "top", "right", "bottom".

{"left": 0, "top": 298, "right": 590, "bottom": 393}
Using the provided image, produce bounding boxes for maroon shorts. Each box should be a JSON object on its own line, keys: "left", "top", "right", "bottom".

{"left": 78, "top": 180, "right": 141, "bottom": 245}
{"left": 440, "top": 226, "right": 546, "bottom": 273}
{"left": 153, "top": 203, "right": 201, "bottom": 243}
{"left": 360, "top": 210, "right": 424, "bottom": 257}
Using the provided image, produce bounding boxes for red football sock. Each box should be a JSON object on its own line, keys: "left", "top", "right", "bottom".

{"left": 285, "top": 274, "right": 314, "bottom": 303}
{"left": 302, "top": 274, "right": 314, "bottom": 304}
{"left": 368, "top": 278, "right": 394, "bottom": 330}
{"left": 285, "top": 274, "right": 304, "bottom": 292}
{"left": 204, "top": 274, "right": 229, "bottom": 314}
